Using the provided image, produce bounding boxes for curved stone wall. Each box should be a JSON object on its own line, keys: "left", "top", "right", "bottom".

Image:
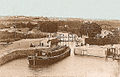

{"left": 0, "top": 47, "right": 48, "bottom": 66}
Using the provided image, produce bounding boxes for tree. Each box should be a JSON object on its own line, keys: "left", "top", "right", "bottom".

{"left": 80, "top": 22, "right": 102, "bottom": 37}
{"left": 38, "top": 21, "right": 58, "bottom": 33}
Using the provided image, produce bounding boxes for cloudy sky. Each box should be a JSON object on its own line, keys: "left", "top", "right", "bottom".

{"left": 0, "top": 0, "right": 120, "bottom": 19}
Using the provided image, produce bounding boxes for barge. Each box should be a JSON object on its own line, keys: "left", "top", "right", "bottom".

{"left": 28, "top": 46, "right": 71, "bottom": 66}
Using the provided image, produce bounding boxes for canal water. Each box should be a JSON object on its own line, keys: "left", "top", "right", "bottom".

{"left": 0, "top": 42, "right": 120, "bottom": 77}
{"left": 0, "top": 56, "right": 120, "bottom": 77}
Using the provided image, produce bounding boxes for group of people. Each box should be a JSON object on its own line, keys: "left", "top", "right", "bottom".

{"left": 30, "top": 42, "right": 44, "bottom": 47}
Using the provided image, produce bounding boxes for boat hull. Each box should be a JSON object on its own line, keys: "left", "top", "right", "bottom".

{"left": 28, "top": 48, "right": 70, "bottom": 67}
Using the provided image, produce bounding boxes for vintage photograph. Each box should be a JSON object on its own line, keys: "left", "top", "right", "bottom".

{"left": 0, "top": 0, "right": 120, "bottom": 77}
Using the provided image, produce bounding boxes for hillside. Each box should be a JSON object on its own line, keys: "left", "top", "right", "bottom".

{"left": 0, "top": 16, "right": 120, "bottom": 30}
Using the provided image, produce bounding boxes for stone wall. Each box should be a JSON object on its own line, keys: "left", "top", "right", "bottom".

{"left": 74, "top": 46, "right": 107, "bottom": 58}
{"left": 0, "top": 47, "right": 48, "bottom": 66}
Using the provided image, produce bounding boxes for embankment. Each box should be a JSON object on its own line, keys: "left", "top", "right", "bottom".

{"left": 0, "top": 47, "right": 48, "bottom": 66}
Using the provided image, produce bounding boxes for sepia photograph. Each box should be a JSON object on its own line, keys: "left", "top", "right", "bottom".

{"left": 0, "top": 0, "right": 120, "bottom": 77}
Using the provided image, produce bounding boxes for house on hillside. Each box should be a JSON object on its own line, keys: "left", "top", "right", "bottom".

{"left": 99, "top": 29, "right": 113, "bottom": 38}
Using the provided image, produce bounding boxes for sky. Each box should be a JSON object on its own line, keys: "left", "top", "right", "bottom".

{"left": 0, "top": 0, "right": 120, "bottom": 20}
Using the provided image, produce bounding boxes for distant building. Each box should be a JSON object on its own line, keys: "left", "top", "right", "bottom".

{"left": 75, "top": 37, "right": 85, "bottom": 46}
{"left": 100, "top": 29, "right": 113, "bottom": 38}
{"left": 56, "top": 32, "right": 78, "bottom": 42}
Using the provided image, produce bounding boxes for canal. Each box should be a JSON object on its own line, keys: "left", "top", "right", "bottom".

{"left": 0, "top": 42, "right": 120, "bottom": 77}
{"left": 0, "top": 55, "right": 120, "bottom": 77}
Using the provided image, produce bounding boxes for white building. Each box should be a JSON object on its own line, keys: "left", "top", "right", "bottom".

{"left": 57, "top": 32, "right": 78, "bottom": 42}
{"left": 100, "top": 29, "right": 113, "bottom": 38}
